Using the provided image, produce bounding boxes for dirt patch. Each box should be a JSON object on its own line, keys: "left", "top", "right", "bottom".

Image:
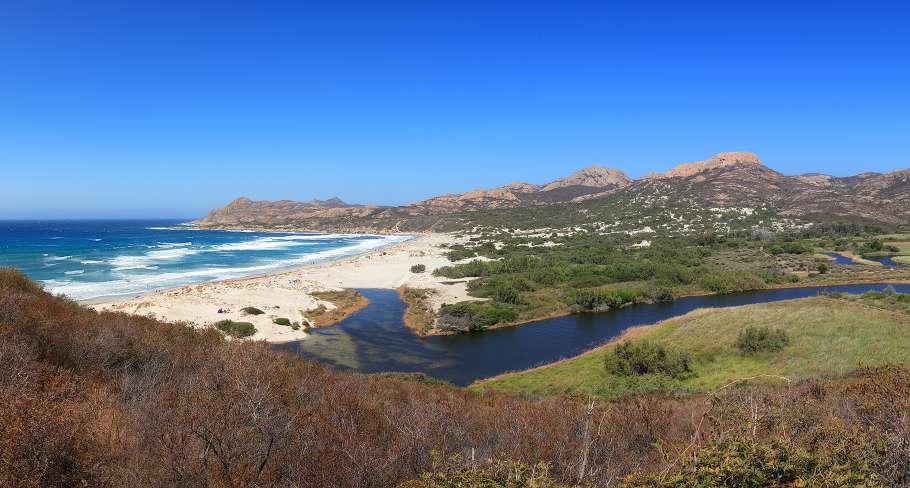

{"left": 397, "top": 286, "right": 437, "bottom": 335}
{"left": 304, "top": 289, "right": 370, "bottom": 327}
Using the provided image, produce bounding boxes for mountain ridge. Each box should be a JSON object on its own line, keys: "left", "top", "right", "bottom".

{"left": 195, "top": 152, "right": 910, "bottom": 232}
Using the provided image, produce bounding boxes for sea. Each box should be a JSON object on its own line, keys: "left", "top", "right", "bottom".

{"left": 0, "top": 220, "right": 411, "bottom": 301}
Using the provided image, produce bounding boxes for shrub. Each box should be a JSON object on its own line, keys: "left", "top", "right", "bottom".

{"left": 290, "top": 322, "right": 301, "bottom": 331}
{"left": 566, "top": 286, "right": 649, "bottom": 312}
{"left": 605, "top": 341, "right": 693, "bottom": 379}
{"left": 241, "top": 306, "right": 265, "bottom": 315}
{"left": 402, "top": 458, "right": 564, "bottom": 488}
{"left": 698, "top": 270, "right": 767, "bottom": 293}
{"left": 410, "top": 264, "right": 426, "bottom": 273}
{"left": 437, "top": 302, "right": 518, "bottom": 331}
{"left": 213, "top": 320, "right": 257, "bottom": 338}
{"left": 493, "top": 284, "right": 522, "bottom": 305}
{"left": 735, "top": 326, "right": 790, "bottom": 354}
{"left": 768, "top": 241, "right": 813, "bottom": 254}
{"left": 623, "top": 439, "right": 883, "bottom": 487}
{"left": 817, "top": 262, "right": 829, "bottom": 274}
{"left": 273, "top": 317, "right": 291, "bottom": 326}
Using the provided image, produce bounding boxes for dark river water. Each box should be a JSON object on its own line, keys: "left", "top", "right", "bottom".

{"left": 824, "top": 252, "right": 858, "bottom": 265}
{"left": 824, "top": 252, "right": 906, "bottom": 268}
{"left": 274, "top": 283, "right": 910, "bottom": 386}
{"left": 867, "top": 255, "right": 906, "bottom": 268}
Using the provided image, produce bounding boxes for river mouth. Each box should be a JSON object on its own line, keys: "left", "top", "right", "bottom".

{"left": 274, "top": 283, "right": 910, "bottom": 386}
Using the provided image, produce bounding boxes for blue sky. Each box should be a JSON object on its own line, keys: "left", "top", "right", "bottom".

{"left": 2, "top": 1, "right": 908, "bottom": 218}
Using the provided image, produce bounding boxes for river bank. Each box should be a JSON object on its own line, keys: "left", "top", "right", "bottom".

{"left": 277, "top": 283, "right": 910, "bottom": 386}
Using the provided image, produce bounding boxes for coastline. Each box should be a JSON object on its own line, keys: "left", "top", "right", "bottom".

{"left": 84, "top": 225, "right": 910, "bottom": 344}
{"left": 89, "top": 233, "right": 471, "bottom": 343}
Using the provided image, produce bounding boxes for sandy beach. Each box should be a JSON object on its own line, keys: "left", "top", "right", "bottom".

{"left": 90, "top": 233, "right": 472, "bottom": 342}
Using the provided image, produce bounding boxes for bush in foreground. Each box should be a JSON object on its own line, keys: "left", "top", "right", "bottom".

{"left": 1, "top": 269, "right": 907, "bottom": 487}
{"left": 241, "top": 306, "right": 265, "bottom": 315}
{"left": 400, "top": 457, "right": 564, "bottom": 488}
{"left": 735, "top": 326, "right": 790, "bottom": 355}
{"left": 214, "top": 320, "right": 257, "bottom": 338}
{"left": 273, "top": 317, "right": 291, "bottom": 326}
{"left": 623, "top": 438, "right": 884, "bottom": 487}
{"left": 605, "top": 341, "right": 693, "bottom": 380}
{"left": 410, "top": 264, "right": 426, "bottom": 273}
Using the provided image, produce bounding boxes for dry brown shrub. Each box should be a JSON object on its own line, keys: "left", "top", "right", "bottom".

{"left": 1, "top": 268, "right": 908, "bottom": 487}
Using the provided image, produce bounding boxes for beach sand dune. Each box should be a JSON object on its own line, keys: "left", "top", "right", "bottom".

{"left": 91, "top": 234, "right": 471, "bottom": 342}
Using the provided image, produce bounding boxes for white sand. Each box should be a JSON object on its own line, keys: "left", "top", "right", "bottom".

{"left": 91, "top": 233, "right": 473, "bottom": 342}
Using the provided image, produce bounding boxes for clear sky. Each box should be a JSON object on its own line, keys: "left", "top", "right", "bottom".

{"left": 2, "top": 1, "right": 908, "bottom": 219}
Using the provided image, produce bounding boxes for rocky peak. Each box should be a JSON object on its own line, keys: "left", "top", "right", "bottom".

{"left": 225, "top": 197, "right": 254, "bottom": 207}
{"left": 542, "top": 164, "right": 631, "bottom": 191}
{"left": 499, "top": 182, "right": 542, "bottom": 193}
{"left": 796, "top": 173, "right": 834, "bottom": 186}
{"left": 308, "top": 197, "right": 350, "bottom": 208}
{"left": 649, "top": 152, "right": 765, "bottom": 179}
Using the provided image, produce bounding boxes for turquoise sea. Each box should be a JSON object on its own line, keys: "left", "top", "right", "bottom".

{"left": 0, "top": 220, "right": 410, "bottom": 300}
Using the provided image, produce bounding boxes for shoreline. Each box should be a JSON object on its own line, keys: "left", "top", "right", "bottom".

{"left": 84, "top": 226, "right": 910, "bottom": 344}
{"left": 89, "top": 233, "right": 472, "bottom": 343}
{"left": 78, "top": 232, "right": 415, "bottom": 305}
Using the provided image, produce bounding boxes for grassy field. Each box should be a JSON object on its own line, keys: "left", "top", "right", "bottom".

{"left": 473, "top": 295, "right": 910, "bottom": 399}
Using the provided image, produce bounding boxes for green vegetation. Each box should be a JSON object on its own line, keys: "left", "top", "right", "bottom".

{"left": 409, "top": 263, "right": 426, "bottom": 273}
{"left": 438, "top": 301, "right": 518, "bottom": 332}
{"left": 400, "top": 458, "right": 563, "bottom": 488}
{"left": 428, "top": 229, "right": 910, "bottom": 332}
{"left": 605, "top": 341, "right": 693, "bottom": 379}
{"left": 240, "top": 306, "right": 265, "bottom": 315}
{"left": 273, "top": 317, "right": 291, "bottom": 326}
{"left": 565, "top": 285, "right": 651, "bottom": 312}
{"left": 213, "top": 319, "right": 257, "bottom": 338}
{"left": 735, "top": 326, "right": 790, "bottom": 355}
{"left": 623, "top": 439, "right": 884, "bottom": 488}
{"left": 474, "top": 295, "right": 910, "bottom": 398}
{"left": 825, "top": 288, "right": 910, "bottom": 315}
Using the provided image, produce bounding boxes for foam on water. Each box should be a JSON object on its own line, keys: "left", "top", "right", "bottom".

{"left": 109, "top": 247, "right": 200, "bottom": 270}
{"left": 45, "top": 255, "right": 73, "bottom": 261}
{"left": 2, "top": 220, "right": 412, "bottom": 300}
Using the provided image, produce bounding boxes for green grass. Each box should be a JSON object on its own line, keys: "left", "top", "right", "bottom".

{"left": 895, "top": 255, "right": 910, "bottom": 264}
{"left": 213, "top": 320, "right": 257, "bottom": 338}
{"left": 473, "top": 296, "right": 910, "bottom": 399}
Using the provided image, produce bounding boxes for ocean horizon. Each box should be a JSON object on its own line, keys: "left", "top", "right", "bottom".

{"left": 0, "top": 219, "right": 411, "bottom": 300}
